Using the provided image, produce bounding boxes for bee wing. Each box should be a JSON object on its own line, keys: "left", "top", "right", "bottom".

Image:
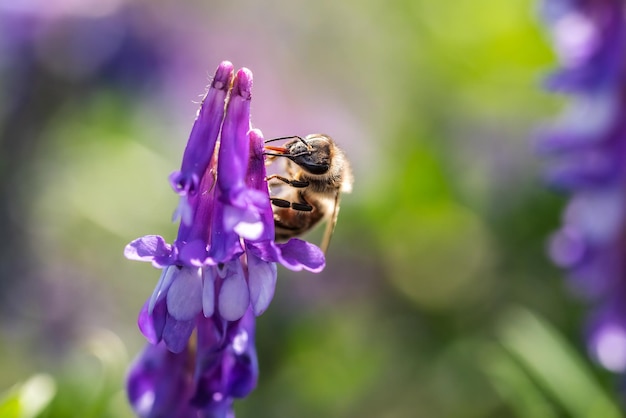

{"left": 320, "top": 191, "right": 342, "bottom": 253}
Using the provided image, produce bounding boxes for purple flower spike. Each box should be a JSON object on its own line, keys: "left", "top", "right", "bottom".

{"left": 540, "top": 0, "right": 626, "bottom": 378}
{"left": 126, "top": 62, "right": 330, "bottom": 417}
{"left": 170, "top": 61, "right": 234, "bottom": 196}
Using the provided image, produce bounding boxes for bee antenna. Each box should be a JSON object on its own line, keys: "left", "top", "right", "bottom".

{"left": 263, "top": 151, "right": 293, "bottom": 159}
{"left": 263, "top": 150, "right": 310, "bottom": 160}
{"left": 264, "top": 135, "right": 309, "bottom": 148}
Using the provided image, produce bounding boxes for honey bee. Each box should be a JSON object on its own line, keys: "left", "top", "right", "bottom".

{"left": 264, "top": 134, "right": 353, "bottom": 252}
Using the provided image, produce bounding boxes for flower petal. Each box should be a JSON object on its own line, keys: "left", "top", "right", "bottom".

{"left": 124, "top": 235, "right": 173, "bottom": 267}
{"left": 248, "top": 239, "right": 326, "bottom": 273}
{"left": 223, "top": 194, "right": 266, "bottom": 241}
{"left": 192, "top": 310, "right": 258, "bottom": 410}
{"left": 139, "top": 297, "right": 166, "bottom": 344}
{"left": 226, "top": 309, "right": 258, "bottom": 398}
{"left": 218, "top": 261, "right": 250, "bottom": 321}
{"left": 246, "top": 251, "right": 277, "bottom": 316}
{"left": 168, "top": 171, "right": 199, "bottom": 197}
{"left": 170, "top": 61, "right": 233, "bottom": 196}
{"left": 162, "top": 315, "right": 196, "bottom": 353}
{"left": 149, "top": 265, "right": 176, "bottom": 314}
{"left": 202, "top": 267, "right": 216, "bottom": 317}
{"left": 137, "top": 301, "right": 157, "bottom": 344}
{"left": 275, "top": 239, "right": 326, "bottom": 272}
{"left": 178, "top": 239, "right": 209, "bottom": 267}
{"left": 244, "top": 129, "right": 276, "bottom": 243}
{"left": 216, "top": 68, "right": 253, "bottom": 196}
{"left": 127, "top": 342, "right": 196, "bottom": 418}
{"left": 171, "top": 194, "right": 194, "bottom": 226}
{"left": 166, "top": 267, "right": 203, "bottom": 321}
{"left": 234, "top": 221, "right": 264, "bottom": 241}
{"left": 207, "top": 191, "right": 245, "bottom": 263}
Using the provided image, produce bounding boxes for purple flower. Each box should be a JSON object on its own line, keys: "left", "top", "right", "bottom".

{"left": 125, "top": 61, "right": 326, "bottom": 417}
{"left": 540, "top": 0, "right": 626, "bottom": 372}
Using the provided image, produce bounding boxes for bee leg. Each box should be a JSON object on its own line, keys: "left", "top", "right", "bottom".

{"left": 266, "top": 174, "right": 309, "bottom": 188}
{"left": 270, "top": 198, "right": 291, "bottom": 208}
{"left": 292, "top": 202, "right": 313, "bottom": 211}
{"left": 270, "top": 198, "right": 313, "bottom": 212}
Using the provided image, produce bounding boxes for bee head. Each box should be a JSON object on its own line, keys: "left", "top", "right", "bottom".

{"left": 288, "top": 135, "right": 332, "bottom": 175}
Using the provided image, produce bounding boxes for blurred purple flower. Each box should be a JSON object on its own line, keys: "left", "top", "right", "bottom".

{"left": 127, "top": 341, "right": 196, "bottom": 418}
{"left": 0, "top": 5, "right": 171, "bottom": 91}
{"left": 125, "top": 61, "right": 325, "bottom": 417}
{"left": 540, "top": 0, "right": 626, "bottom": 372}
{"left": 0, "top": 4, "right": 178, "bottom": 334}
{"left": 128, "top": 308, "right": 258, "bottom": 418}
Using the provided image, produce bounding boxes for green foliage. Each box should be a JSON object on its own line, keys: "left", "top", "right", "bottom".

{"left": 0, "top": 375, "right": 56, "bottom": 418}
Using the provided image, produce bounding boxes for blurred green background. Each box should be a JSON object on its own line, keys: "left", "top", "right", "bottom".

{"left": 0, "top": 0, "right": 620, "bottom": 417}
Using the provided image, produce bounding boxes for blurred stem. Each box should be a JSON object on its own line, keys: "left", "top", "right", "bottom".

{"left": 496, "top": 307, "right": 621, "bottom": 418}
